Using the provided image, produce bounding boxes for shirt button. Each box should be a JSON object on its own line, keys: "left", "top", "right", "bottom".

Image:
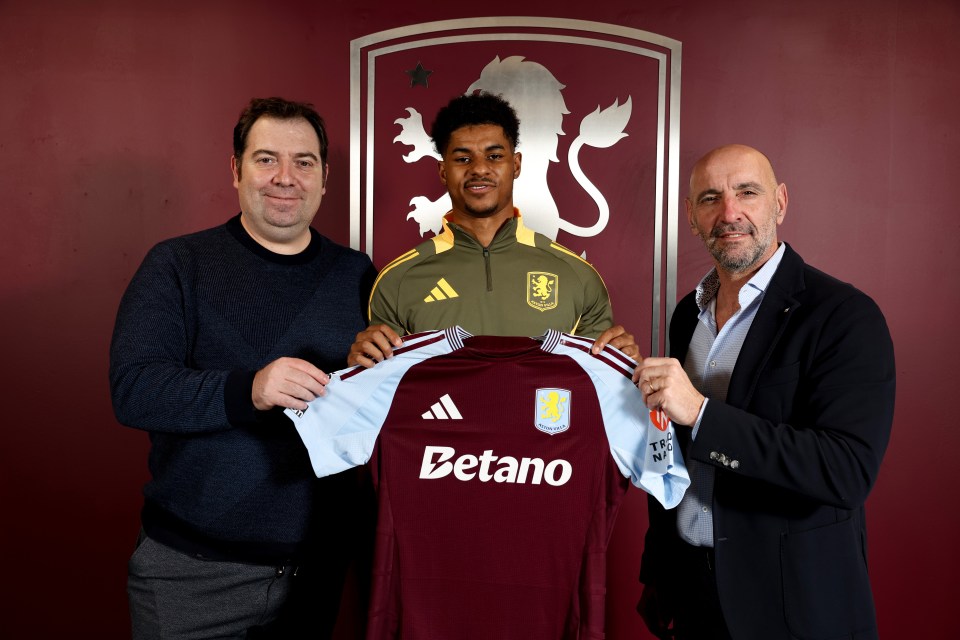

{"left": 709, "top": 361, "right": 717, "bottom": 367}
{"left": 702, "top": 506, "right": 709, "bottom": 512}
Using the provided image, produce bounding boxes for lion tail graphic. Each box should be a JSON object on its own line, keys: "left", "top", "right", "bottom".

{"left": 559, "top": 97, "right": 632, "bottom": 238}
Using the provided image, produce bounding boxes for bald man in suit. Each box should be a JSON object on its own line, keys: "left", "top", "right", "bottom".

{"left": 634, "top": 144, "right": 895, "bottom": 639}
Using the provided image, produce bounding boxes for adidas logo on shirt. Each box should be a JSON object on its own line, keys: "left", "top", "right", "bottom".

{"left": 424, "top": 278, "right": 459, "bottom": 303}
{"left": 422, "top": 394, "right": 463, "bottom": 420}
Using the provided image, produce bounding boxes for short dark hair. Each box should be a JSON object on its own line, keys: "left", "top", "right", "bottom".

{"left": 232, "top": 97, "right": 329, "bottom": 176}
{"left": 430, "top": 92, "right": 520, "bottom": 157}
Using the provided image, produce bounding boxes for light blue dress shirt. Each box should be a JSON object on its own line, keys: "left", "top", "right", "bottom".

{"left": 676, "top": 243, "right": 785, "bottom": 547}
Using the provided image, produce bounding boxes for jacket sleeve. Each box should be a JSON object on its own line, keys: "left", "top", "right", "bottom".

{"left": 691, "top": 290, "right": 896, "bottom": 508}
{"left": 109, "top": 243, "right": 244, "bottom": 434}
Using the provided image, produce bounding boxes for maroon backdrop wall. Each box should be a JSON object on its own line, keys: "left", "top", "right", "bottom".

{"left": 2, "top": 0, "right": 957, "bottom": 637}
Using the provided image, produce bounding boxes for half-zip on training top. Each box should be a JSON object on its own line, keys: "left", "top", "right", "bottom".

{"left": 368, "top": 210, "right": 614, "bottom": 338}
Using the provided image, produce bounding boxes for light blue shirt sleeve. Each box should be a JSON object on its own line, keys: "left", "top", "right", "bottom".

{"left": 690, "top": 398, "right": 709, "bottom": 440}
{"left": 548, "top": 333, "right": 691, "bottom": 509}
{"left": 284, "top": 328, "right": 464, "bottom": 478}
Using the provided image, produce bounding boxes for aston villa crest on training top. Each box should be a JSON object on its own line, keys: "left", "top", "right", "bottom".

{"left": 527, "top": 271, "right": 558, "bottom": 312}
{"left": 350, "top": 18, "right": 681, "bottom": 355}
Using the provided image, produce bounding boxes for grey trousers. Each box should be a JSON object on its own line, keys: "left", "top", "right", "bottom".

{"left": 127, "top": 532, "right": 296, "bottom": 640}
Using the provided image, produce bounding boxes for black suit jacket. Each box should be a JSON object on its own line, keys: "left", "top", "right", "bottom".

{"left": 640, "top": 244, "right": 895, "bottom": 640}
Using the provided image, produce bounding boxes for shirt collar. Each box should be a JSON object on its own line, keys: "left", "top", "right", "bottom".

{"left": 694, "top": 242, "right": 786, "bottom": 311}
{"left": 442, "top": 208, "right": 525, "bottom": 249}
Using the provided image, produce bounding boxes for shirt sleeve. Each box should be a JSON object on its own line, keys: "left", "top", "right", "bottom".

{"left": 285, "top": 329, "right": 464, "bottom": 477}
{"left": 551, "top": 334, "right": 690, "bottom": 508}
{"left": 109, "top": 242, "right": 237, "bottom": 434}
{"left": 367, "top": 271, "right": 406, "bottom": 334}
{"left": 570, "top": 265, "right": 614, "bottom": 339}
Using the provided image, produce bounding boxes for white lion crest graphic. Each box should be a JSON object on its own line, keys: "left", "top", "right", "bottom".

{"left": 393, "top": 55, "right": 632, "bottom": 240}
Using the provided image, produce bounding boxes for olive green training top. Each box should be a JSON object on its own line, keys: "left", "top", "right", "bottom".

{"left": 368, "top": 211, "right": 614, "bottom": 338}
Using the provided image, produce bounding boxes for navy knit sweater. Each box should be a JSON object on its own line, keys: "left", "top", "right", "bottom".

{"left": 110, "top": 215, "right": 376, "bottom": 562}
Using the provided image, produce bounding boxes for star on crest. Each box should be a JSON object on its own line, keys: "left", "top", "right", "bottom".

{"left": 405, "top": 62, "right": 433, "bottom": 88}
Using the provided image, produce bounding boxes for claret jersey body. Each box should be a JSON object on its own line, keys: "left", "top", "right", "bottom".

{"left": 286, "top": 327, "right": 689, "bottom": 639}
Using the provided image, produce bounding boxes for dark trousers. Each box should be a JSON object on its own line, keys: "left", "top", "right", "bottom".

{"left": 128, "top": 532, "right": 342, "bottom": 640}
{"left": 669, "top": 542, "right": 733, "bottom": 640}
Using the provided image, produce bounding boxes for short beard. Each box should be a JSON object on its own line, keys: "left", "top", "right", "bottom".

{"left": 710, "top": 240, "right": 767, "bottom": 273}
{"left": 700, "top": 223, "right": 768, "bottom": 274}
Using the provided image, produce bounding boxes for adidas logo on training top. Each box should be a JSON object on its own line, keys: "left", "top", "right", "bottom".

{"left": 422, "top": 394, "right": 463, "bottom": 420}
{"left": 424, "top": 278, "right": 459, "bottom": 303}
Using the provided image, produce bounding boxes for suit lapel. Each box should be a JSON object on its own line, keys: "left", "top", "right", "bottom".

{"left": 726, "top": 244, "right": 805, "bottom": 407}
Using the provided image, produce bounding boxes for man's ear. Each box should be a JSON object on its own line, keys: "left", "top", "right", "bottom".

{"left": 685, "top": 198, "right": 698, "bottom": 235}
{"left": 776, "top": 183, "right": 788, "bottom": 224}
{"left": 231, "top": 155, "right": 240, "bottom": 188}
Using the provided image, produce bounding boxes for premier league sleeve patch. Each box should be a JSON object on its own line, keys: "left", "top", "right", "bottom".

{"left": 536, "top": 388, "right": 571, "bottom": 434}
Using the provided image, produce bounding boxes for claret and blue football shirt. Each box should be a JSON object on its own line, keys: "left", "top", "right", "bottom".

{"left": 286, "top": 327, "right": 689, "bottom": 639}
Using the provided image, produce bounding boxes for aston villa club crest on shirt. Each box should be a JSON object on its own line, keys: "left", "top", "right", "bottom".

{"left": 527, "top": 272, "right": 558, "bottom": 312}
{"left": 535, "top": 388, "right": 570, "bottom": 435}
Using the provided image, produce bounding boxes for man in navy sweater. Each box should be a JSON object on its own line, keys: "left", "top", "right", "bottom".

{"left": 110, "top": 97, "right": 376, "bottom": 639}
